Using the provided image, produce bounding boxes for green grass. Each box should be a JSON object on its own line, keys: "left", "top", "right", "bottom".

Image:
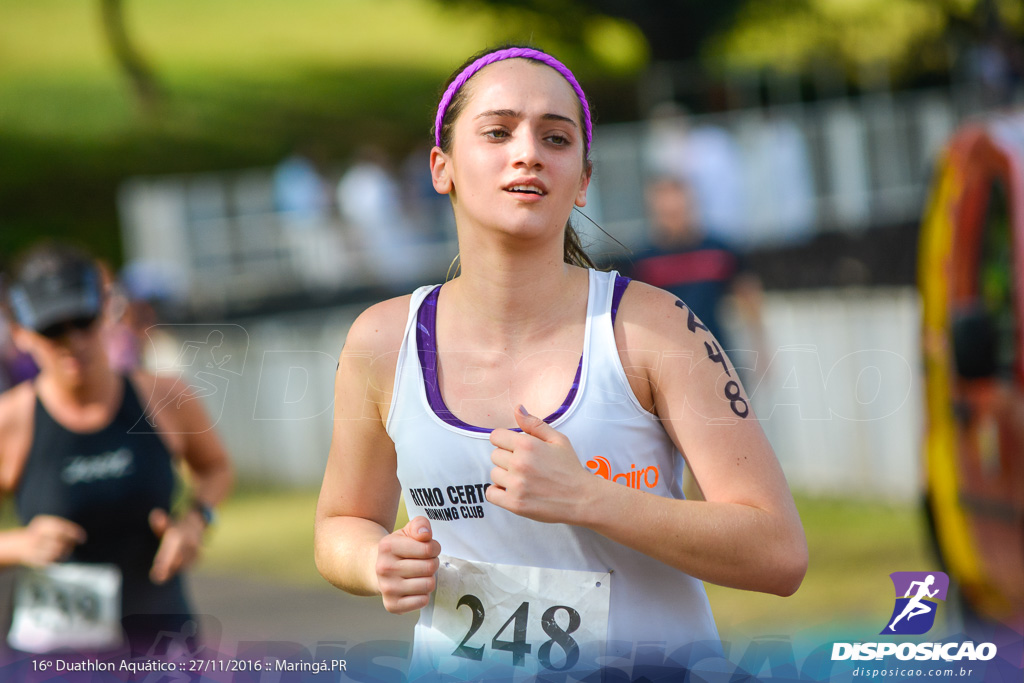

{"left": 704, "top": 496, "right": 934, "bottom": 641}
{"left": 198, "top": 487, "right": 326, "bottom": 586}
{"left": 198, "top": 486, "right": 410, "bottom": 587}
{"left": 0, "top": 0, "right": 645, "bottom": 263}
{"left": 0, "top": 0, "right": 495, "bottom": 262}
{"left": 0, "top": 0, "right": 495, "bottom": 77}
{"left": 0, "top": 481, "right": 934, "bottom": 637}
{"left": 0, "top": 0, "right": 502, "bottom": 144}
{"left": 199, "top": 489, "right": 935, "bottom": 640}
{"left": 0, "top": 486, "right": 935, "bottom": 640}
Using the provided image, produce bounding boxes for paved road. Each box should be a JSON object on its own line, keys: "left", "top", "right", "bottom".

{"left": 0, "top": 568, "right": 418, "bottom": 669}
{"left": 189, "top": 570, "right": 417, "bottom": 653}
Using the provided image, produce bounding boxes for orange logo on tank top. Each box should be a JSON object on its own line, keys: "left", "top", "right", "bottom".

{"left": 585, "top": 456, "right": 659, "bottom": 490}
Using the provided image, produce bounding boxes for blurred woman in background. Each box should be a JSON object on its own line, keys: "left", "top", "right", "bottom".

{"left": 0, "top": 242, "right": 232, "bottom": 656}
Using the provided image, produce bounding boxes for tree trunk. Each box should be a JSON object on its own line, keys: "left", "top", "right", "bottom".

{"left": 98, "top": 0, "right": 162, "bottom": 112}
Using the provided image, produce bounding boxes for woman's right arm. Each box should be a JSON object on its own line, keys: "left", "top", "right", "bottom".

{"left": 313, "top": 300, "right": 441, "bottom": 611}
{"left": 0, "top": 385, "right": 86, "bottom": 568}
{"left": 0, "top": 516, "right": 86, "bottom": 567}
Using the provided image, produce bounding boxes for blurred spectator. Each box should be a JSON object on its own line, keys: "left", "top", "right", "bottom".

{"left": 1, "top": 299, "right": 39, "bottom": 389}
{"left": 965, "top": 1, "right": 1024, "bottom": 108}
{"left": 967, "top": 34, "right": 1024, "bottom": 108}
{"left": 646, "top": 102, "right": 749, "bottom": 247}
{"left": 336, "top": 146, "right": 426, "bottom": 287}
{"left": 0, "top": 343, "right": 38, "bottom": 389}
{"left": 273, "top": 146, "right": 332, "bottom": 225}
{"left": 628, "top": 175, "right": 764, "bottom": 356}
{"left": 0, "top": 317, "right": 9, "bottom": 393}
{"left": 105, "top": 261, "right": 182, "bottom": 373}
{"left": 273, "top": 146, "right": 347, "bottom": 290}
{"left": 739, "top": 113, "right": 816, "bottom": 246}
{"left": 1, "top": 316, "right": 18, "bottom": 392}
{"left": 401, "top": 143, "right": 454, "bottom": 243}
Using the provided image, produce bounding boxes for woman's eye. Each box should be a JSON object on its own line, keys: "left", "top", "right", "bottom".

{"left": 547, "top": 134, "right": 570, "bottom": 146}
{"left": 484, "top": 129, "right": 508, "bottom": 139}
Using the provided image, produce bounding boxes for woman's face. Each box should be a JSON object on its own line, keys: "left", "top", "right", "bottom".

{"left": 12, "top": 315, "right": 105, "bottom": 387}
{"left": 647, "top": 179, "right": 698, "bottom": 242}
{"left": 432, "top": 59, "right": 590, "bottom": 244}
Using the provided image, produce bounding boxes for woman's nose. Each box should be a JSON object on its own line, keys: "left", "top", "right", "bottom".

{"left": 510, "top": 130, "right": 543, "bottom": 169}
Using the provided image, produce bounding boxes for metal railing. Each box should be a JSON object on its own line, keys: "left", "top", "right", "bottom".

{"left": 118, "top": 84, "right": 1013, "bottom": 314}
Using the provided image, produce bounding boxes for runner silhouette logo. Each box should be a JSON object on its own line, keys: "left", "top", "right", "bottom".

{"left": 881, "top": 572, "right": 950, "bottom": 635}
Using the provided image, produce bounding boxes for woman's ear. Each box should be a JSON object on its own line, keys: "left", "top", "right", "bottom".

{"left": 574, "top": 162, "right": 592, "bottom": 208}
{"left": 430, "top": 146, "right": 453, "bottom": 195}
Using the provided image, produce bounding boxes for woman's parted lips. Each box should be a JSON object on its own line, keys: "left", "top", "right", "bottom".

{"left": 503, "top": 177, "right": 548, "bottom": 195}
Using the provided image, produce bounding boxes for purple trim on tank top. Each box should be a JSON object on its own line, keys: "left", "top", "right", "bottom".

{"left": 611, "top": 274, "right": 631, "bottom": 324}
{"left": 416, "top": 275, "right": 630, "bottom": 433}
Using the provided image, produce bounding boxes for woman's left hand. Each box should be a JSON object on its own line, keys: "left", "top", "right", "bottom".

{"left": 148, "top": 508, "right": 204, "bottom": 585}
{"left": 487, "top": 406, "right": 598, "bottom": 525}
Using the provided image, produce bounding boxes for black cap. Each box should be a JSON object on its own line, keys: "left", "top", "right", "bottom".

{"left": 7, "top": 257, "right": 103, "bottom": 334}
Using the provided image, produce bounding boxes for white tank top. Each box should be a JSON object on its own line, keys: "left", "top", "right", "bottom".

{"left": 386, "top": 269, "right": 719, "bottom": 675}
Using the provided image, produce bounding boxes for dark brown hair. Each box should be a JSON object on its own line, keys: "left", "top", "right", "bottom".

{"left": 435, "top": 44, "right": 596, "bottom": 269}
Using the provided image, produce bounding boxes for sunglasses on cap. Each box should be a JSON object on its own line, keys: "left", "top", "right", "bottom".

{"left": 38, "top": 314, "right": 100, "bottom": 341}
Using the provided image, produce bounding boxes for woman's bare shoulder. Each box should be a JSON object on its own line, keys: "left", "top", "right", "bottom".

{"left": 0, "top": 382, "right": 37, "bottom": 486}
{"left": 336, "top": 294, "right": 418, "bottom": 401}
{"left": 343, "top": 294, "right": 415, "bottom": 358}
{"left": 0, "top": 382, "right": 35, "bottom": 434}
{"left": 614, "top": 279, "right": 702, "bottom": 349}
{"left": 613, "top": 279, "right": 726, "bottom": 406}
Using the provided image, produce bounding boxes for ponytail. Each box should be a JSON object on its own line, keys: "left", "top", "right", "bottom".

{"left": 564, "top": 218, "right": 596, "bottom": 269}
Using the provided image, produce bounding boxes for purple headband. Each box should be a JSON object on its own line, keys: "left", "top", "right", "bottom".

{"left": 434, "top": 47, "right": 593, "bottom": 154}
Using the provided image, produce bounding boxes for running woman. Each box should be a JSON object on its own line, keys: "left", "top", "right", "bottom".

{"left": 315, "top": 45, "right": 807, "bottom": 679}
{"left": 0, "top": 243, "right": 233, "bottom": 656}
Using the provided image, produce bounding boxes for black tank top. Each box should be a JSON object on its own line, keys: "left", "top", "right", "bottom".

{"left": 14, "top": 377, "right": 191, "bottom": 619}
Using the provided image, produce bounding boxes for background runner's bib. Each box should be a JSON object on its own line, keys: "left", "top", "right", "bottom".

{"left": 430, "top": 555, "right": 610, "bottom": 675}
{"left": 8, "top": 563, "right": 123, "bottom": 653}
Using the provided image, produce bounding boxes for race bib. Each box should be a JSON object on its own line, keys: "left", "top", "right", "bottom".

{"left": 428, "top": 555, "right": 611, "bottom": 675}
{"left": 8, "top": 563, "right": 124, "bottom": 653}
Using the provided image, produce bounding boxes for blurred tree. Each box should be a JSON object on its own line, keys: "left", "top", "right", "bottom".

{"left": 440, "top": 0, "right": 1022, "bottom": 96}
{"left": 435, "top": 0, "right": 746, "bottom": 62}
{"left": 710, "top": 0, "right": 1023, "bottom": 89}
{"left": 99, "top": 0, "right": 163, "bottom": 111}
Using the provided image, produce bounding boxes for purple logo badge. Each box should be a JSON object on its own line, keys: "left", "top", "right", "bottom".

{"left": 881, "top": 571, "right": 949, "bottom": 635}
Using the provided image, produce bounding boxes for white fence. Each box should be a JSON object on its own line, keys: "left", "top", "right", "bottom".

{"left": 737, "top": 288, "right": 923, "bottom": 501}
{"left": 118, "top": 86, "right": 1001, "bottom": 314}
{"left": 583, "top": 91, "right": 964, "bottom": 251}
{"left": 153, "top": 287, "right": 924, "bottom": 500}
